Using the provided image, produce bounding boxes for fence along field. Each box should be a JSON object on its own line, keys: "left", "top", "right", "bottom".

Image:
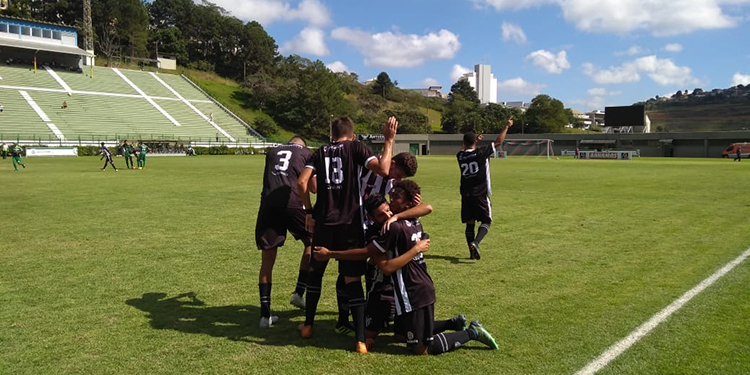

{"left": 1, "top": 155, "right": 749, "bottom": 374}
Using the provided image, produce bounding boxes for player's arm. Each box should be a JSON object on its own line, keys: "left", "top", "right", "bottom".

{"left": 366, "top": 116, "right": 398, "bottom": 177}
{"left": 492, "top": 117, "right": 514, "bottom": 148}
{"left": 312, "top": 244, "right": 378, "bottom": 261}
{"left": 382, "top": 204, "right": 433, "bottom": 234}
{"left": 374, "top": 239, "right": 430, "bottom": 275}
{"left": 297, "top": 167, "right": 315, "bottom": 231}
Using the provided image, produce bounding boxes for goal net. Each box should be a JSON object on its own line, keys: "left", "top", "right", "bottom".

{"left": 497, "top": 139, "right": 554, "bottom": 158}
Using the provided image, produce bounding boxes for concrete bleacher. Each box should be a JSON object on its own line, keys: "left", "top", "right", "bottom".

{"left": 0, "top": 65, "right": 263, "bottom": 143}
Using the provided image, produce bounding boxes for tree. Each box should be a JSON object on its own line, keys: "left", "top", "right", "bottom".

{"left": 524, "top": 95, "right": 568, "bottom": 133}
{"left": 149, "top": 28, "right": 188, "bottom": 65}
{"left": 372, "top": 72, "right": 394, "bottom": 99}
{"left": 481, "top": 103, "right": 513, "bottom": 133}
{"left": 441, "top": 79, "right": 481, "bottom": 133}
{"left": 447, "top": 79, "right": 479, "bottom": 105}
{"left": 384, "top": 106, "right": 430, "bottom": 134}
{"left": 239, "top": 21, "right": 278, "bottom": 79}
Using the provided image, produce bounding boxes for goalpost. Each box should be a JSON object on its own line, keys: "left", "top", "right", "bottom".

{"left": 497, "top": 139, "right": 554, "bottom": 159}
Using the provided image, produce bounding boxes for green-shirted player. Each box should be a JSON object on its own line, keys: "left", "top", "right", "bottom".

{"left": 123, "top": 140, "right": 135, "bottom": 169}
{"left": 11, "top": 143, "right": 26, "bottom": 171}
{"left": 137, "top": 142, "right": 149, "bottom": 169}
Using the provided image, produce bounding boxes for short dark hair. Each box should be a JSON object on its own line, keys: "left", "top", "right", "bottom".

{"left": 331, "top": 117, "right": 354, "bottom": 139}
{"left": 365, "top": 193, "right": 388, "bottom": 215}
{"left": 393, "top": 180, "right": 421, "bottom": 203}
{"left": 463, "top": 132, "right": 478, "bottom": 147}
{"left": 101, "top": 142, "right": 105, "bottom": 146}
{"left": 289, "top": 135, "right": 307, "bottom": 146}
{"left": 393, "top": 152, "right": 418, "bottom": 177}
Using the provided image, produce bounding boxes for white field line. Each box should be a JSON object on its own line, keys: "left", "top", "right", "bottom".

{"left": 149, "top": 72, "right": 236, "bottom": 142}
{"left": 575, "top": 246, "right": 750, "bottom": 375}
{"left": 44, "top": 66, "right": 73, "bottom": 95}
{"left": 19, "top": 90, "right": 64, "bottom": 140}
{"left": 112, "top": 68, "right": 181, "bottom": 127}
{"left": 46, "top": 123, "right": 65, "bottom": 140}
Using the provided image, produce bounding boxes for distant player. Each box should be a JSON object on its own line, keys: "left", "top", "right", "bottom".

{"left": 2, "top": 142, "right": 8, "bottom": 160}
{"left": 11, "top": 143, "right": 25, "bottom": 171}
{"left": 256, "top": 136, "right": 314, "bottom": 328}
{"left": 137, "top": 141, "right": 149, "bottom": 169}
{"left": 315, "top": 182, "right": 499, "bottom": 355}
{"left": 99, "top": 142, "right": 118, "bottom": 172}
{"left": 333, "top": 151, "right": 419, "bottom": 337}
{"left": 296, "top": 116, "right": 396, "bottom": 353}
{"left": 122, "top": 141, "right": 135, "bottom": 169}
{"left": 457, "top": 117, "right": 513, "bottom": 260}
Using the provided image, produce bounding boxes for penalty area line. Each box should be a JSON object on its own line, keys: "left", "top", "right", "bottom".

{"left": 574, "top": 246, "right": 750, "bottom": 375}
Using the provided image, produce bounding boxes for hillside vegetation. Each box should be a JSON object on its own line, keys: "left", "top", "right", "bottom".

{"left": 640, "top": 86, "right": 750, "bottom": 132}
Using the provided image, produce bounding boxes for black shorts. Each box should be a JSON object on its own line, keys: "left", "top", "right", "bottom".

{"left": 365, "top": 289, "right": 395, "bottom": 333}
{"left": 310, "top": 222, "right": 366, "bottom": 276}
{"left": 255, "top": 204, "right": 311, "bottom": 250}
{"left": 400, "top": 304, "right": 435, "bottom": 348}
{"left": 461, "top": 195, "right": 492, "bottom": 223}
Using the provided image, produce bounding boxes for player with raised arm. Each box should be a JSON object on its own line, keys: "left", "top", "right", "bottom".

{"left": 10, "top": 143, "right": 26, "bottom": 171}
{"left": 296, "top": 116, "right": 396, "bottom": 353}
{"left": 256, "top": 136, "right": 314, "bottom": 328}
{"left": 315, "top": 181, "right": 499, "bottom": 355}
{"left": 333, "top": 151, "right": 418, "bottom": 337}
{"left": 457, "top": 117, "right": 513, "bottom": 260}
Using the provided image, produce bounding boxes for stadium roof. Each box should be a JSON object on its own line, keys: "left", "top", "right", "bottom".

{"left": 0, "top": 38, "right": 93, "bottom": 57}
{"left": 0, "top": 15, "right": 77, "bottom": 30}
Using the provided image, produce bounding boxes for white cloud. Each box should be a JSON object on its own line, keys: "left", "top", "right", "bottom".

{"left": 733, "top": 72, "right": 750, "bottom": 86}
{"left": 421, "top": 77, "right": 440, "bottom": 86}
{"left": 497, "top": 77, "right": 547, "bottom": 96}
{"left": 664, "top": 43, "right": 684, "bottom": 52}
{"left": 279, "top": 27, "right": 329, "bottom": 56}
{"left": 331, "top": 28, "right": 461, "bottom": 68}
{"left": 470, "top": 0, "right": 750, "bottom": 36}
{"left": 615, "top": 45, "right": 649, "bottom": 57}
{"left": 582, "top": 56, "right": 700, "bottom": 86}
{"left": 501, "top": 22, "right": 527, "bottom": 44}
{"left": 326, "top": 61, "right": 349, "bottom": 73}
{"left": 587, "top": 88, "right": 623, "bottom": 96}
{"left": 211, "top": 0, "right": 331, "bottom": 27}
{"left": 451, "top": 64, "right": 473, "bottom": 82}
{"left": 525, "top": 50, "right": 570, "bottom": 74}
{"left": 570, "top": 97, "right": 606, "bottom": 111}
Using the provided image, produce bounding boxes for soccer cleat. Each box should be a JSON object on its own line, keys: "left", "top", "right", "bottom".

{"left": 469, "top": 320, "right": 498, "bottom": 350}
{"left": 115, "top": 168, "right": 118, "bottom": 172}
{"left": 469, "top": 242, "right": 481, "bottom": 260}
{"left": 289, "top": 293, "right": 305, "bottom": 310}
{"left": 298, "top": 323, "right": 313, "bottom": 338}
{"left": 259, "top": 315, "right": 279, "bottom": 329}
{"left": 355, "top": 341, "right": 368, "bottom": 354}
{"left": 450, "top": 314, "right": 468, "bottom": 331}
{"left": 365, "top": 337, "right": 376, "bottom": 350}
{"left": 334, "top": 322, "right": 355, "bottom": 337}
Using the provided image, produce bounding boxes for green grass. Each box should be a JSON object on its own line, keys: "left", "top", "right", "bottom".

{"left": 1, "top": 156, "right": 749, "bottom": 374}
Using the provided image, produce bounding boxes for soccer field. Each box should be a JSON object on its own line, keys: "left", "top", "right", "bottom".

{"left": 1, "top": 155, "right": 749, "bottom": 374}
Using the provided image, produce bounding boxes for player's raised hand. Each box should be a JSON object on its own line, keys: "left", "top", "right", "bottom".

{"left": 506, "top": 116, "right": 514, "bottom": 128}
{"left": 477, "top": 133, "right": 484, "bottom": 141}
{"left": 412, "top": 193, "right": 422, "bottom": 206}
{"left": 382, "top": 116, "right": 398, "bottom": 140}
{"left": 313, "top": 246, "right": 332, "bottom": 260}
{"left": 414, "top": 239, "right": 430, "bottom": 254}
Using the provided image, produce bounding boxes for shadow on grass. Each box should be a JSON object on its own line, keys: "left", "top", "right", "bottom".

{"left": 424, "top": 254, "right": 473, "bottom": 264}
{"left": 126, "top": 292, "right": 350, "bottom": 350}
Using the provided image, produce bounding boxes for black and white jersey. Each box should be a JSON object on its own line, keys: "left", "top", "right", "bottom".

{"left": 456, "top": 143, "right": 495, "bottom": 197}
{"left": 101, "top": 146, "right": 112, "bottom": 159}
{"left": 372, "top": 218, "right": 435, "bottom": 315}
{"left": 305, "top": 140, "right": 376, "bottom": 227}
{"left": 360, "top": 168, "right": 394, "bottom": 202}
{"left": 261, "top": 142, "right": 312, "bottom": 209}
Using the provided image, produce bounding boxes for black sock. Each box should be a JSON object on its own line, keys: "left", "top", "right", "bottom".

{"left": 465, "top": 223, "right": 475, "bottom": 245}
{"left": 433, "top": 319, "right": 450, "bottom": 334}
{"left": 474, "top": 222, "right": 491, "bottom": 245}
{"left": 259, "top": 283, "right": 272, "bottom": 318}
{"left": 345, "top": 281, "right": 366, "bottom": 342}
{"left": 429, "top": 331, "right": 472, "bottom": 355}
{"left": 304, "top": 273, "right": 324, "bottom": 326}
{"left": 336, "top": 274, "right": 349, "bottom": 326}
{"left": 295, "top": 270, "right": 308, "bottom": 297}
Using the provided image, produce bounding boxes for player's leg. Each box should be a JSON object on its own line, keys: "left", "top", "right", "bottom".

{"left": 258, "top": 248, "right": 279, "bottom": 328}
{"left": 334, "top": 274, "right": 353, "bottom": 335}
{"left": 404, "top": 305, "right": 434, "bottom": 355}
{"left": 462, "top": 196, "right": 477, "bottom": 258}
{"left": 343, "top": 274, "right": 366, "bottom": 350}
{"left": 256, "top": 205, "right": 286, "bottom": 328}
{"left": 109, "top": 157, "right": 118, "bottom": 171}
{"left": 102, "top": 158, "right": 109, "bottom": 170}
{"left": 12, "top": 157, "right": 18, "bottom": 171}
{"left": 287, "top": 208, "right": 310, "bottom": 310}
{"left": 300, "top": 225, "right": 332, "bottom": 337}
{"left": 432, "top": 314, "right": 467, "bottom": 334}
{"left": 469, "top": 196, "right": 493, "bottom": 260}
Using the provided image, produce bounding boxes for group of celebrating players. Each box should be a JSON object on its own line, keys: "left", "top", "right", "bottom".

{"left": 98, "top": 141, "right": 149, "bottom": 172}
{"left": 254, "top": 115, "right": 514, "bottom": 355}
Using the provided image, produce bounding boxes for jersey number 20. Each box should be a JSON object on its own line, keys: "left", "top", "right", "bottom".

{"left": 460, "top": 161, "right": 479, "bottom": 176}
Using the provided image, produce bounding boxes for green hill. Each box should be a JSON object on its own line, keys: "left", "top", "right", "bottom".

{"left": 643, "top": 87, "right": 750, "bottom": 132}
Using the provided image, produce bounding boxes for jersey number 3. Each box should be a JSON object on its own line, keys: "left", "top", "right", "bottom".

{"left": 460, "top": 161, "right": 479, "bottom": 176}
{"left": 324, "top": 157, "right": 344, "bottom": 184}
{"left": 275, "top": 150, "right": 292, "bottom": 171}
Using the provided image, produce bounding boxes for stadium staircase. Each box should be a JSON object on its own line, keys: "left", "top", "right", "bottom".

{"left": 0, "top": 64, "right": 265, "bottom": 146}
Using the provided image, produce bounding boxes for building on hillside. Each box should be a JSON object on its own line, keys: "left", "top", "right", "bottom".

{"left": 406, "top": 85, "right": 445, "bottom": 99}
{"left": 502, "top": 101, "right": 531, "bottom": 112}
{"left": 0, "top": 16, "right": 92, "bottom": 69}
{"left": 459, "top": 64, "right": 497, "bottom": 104}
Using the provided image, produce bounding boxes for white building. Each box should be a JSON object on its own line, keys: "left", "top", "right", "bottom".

{"left": 460, "top": 64, "right": 497, "bottom": 104}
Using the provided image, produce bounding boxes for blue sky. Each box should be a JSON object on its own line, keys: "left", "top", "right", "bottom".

{"left": 210, "top": 0, "right": 750, "bottom": 112}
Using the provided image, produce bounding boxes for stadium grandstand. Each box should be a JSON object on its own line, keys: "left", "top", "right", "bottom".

{"left": 0, "top": 64, "right": 267, "bottom": 146}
